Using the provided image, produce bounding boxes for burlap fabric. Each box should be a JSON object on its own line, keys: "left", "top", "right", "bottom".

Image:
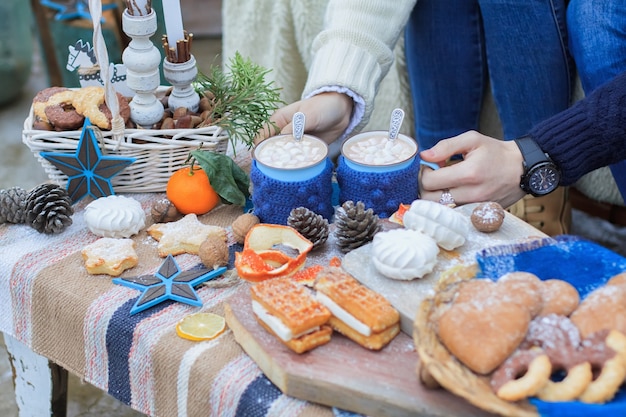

{"left": 0, "top": 191, "right": 340, "bottom": 417}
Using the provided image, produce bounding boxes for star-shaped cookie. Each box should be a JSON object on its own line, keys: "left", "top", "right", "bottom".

{"left": 147, "top": 213, "right": 227, "bottom": 257}
{"left": 40, "top": 118, "right": 135, "bottom": 203}
{"left": 82, "top": 237, "right": 138, "bottom": 276}
{"left": 112, "top": 255, "right": 226, "bottom": 315}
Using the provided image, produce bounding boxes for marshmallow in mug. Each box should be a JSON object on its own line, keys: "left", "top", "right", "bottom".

{"left": 255, "top": 135, "right": 326, "bottom": 169}
{"left": 343, "top": 134, "right": 416, "bottom": 166}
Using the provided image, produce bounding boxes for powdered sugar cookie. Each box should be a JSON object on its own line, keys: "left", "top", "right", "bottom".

{"left": 147, "top": 213, "right": 227, "bottom": 257}
{"left": 82, "top": 237, "right": 138, "bottom": 276}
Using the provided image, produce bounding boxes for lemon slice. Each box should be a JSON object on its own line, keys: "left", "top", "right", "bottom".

{"left": 176, "top": 312, "right": 226, "bottom": 341}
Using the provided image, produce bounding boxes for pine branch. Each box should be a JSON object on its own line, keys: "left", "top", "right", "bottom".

{"left": 194, "top": 52, "right": 284, "bottom": 151}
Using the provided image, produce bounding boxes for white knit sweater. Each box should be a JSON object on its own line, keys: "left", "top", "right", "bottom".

{"left": 222, "top": 0, "right": 415, "bottom": 139}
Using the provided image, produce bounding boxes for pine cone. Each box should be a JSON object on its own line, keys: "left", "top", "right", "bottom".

{"left": 287, "top": 207, "right": 329, "bottom": 249}
{"left": 0, "top": 186, "right": 28, "bottom": 224}
{"left": 24, "top": 184, "right": 74, "bottom": 234}
{"left": 334, "top": 200, "right": 381, "bottom": 253}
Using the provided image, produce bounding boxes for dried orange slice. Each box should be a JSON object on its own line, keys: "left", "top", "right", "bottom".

{"left": 329, "top": 256, "right": 342, "bottom": 267}
{"left": 175, "top": 312, "right": 226, "bottom": 341}
{"left": 292, "top": 264, "right": 324, "bottom": 286}
{"left": 389, "top": 203, "right": 411, "bottom": 225}
{"left": 235, "top": 224, "right": 313, "bottom": 282}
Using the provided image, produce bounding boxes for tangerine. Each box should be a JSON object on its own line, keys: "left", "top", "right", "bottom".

{"left": 166, "top": 166, "right": 220, "bottom": 215}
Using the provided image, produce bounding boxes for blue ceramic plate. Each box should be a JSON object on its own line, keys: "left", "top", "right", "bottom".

{"left": 476, "top": 235, "right": 626, "bottom": 417}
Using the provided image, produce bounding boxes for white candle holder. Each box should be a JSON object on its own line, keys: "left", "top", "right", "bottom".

{"left": 163, "top": 55, "right": 200, "bottom": 113}
{"left": 121, "top": 9, "right": 164, "bottom": 127}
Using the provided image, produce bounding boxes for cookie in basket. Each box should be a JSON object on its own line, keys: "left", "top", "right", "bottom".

{"left": 413, "top": 266, "right": 540, "bottom": 417}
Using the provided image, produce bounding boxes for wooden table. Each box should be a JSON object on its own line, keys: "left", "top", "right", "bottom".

{"left": 0, "top": 194, "right": 545, "bottom": 417}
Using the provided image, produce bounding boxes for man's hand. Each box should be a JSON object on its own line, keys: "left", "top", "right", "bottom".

{"left": 419, "top": 130, "right": 526, "bottom": 208}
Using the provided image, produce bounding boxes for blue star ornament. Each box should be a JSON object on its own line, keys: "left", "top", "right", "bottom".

{"left": 40, "top": 118, "right": 135, "bottom": 203}
{"left": 40, "top": 0, "right": 116, "bottom": 21}
{"left": 112, "top": 255, "right": 227, "bottom": 315}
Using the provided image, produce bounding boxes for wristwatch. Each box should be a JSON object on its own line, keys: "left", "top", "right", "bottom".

{"left": 513, "top": 135, "right": 561, "bottom": 197}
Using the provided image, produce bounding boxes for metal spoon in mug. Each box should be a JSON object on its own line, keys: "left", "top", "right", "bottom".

{"left": 293, "top": 111, "right": 305, "bottom": 142}
{"left": 388, "top": 108, "right": 439, "bottom": 170}
{"left": 388, "top": 108, "right": 404, "bottom": 142}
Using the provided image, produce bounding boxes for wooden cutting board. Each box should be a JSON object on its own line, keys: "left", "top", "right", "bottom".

{"left": 343, "top": 204, "right": 546, "bottom": 334}
{"left": 224, "top": 284, "right": 496, "bottom": 417}
{"left": 224, "top": 203, "right": 543, "bottom": 416}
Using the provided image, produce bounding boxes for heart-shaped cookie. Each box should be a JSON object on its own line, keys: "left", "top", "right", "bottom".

{"left": 437, "top": 297, "right": 531, "bottom": 375}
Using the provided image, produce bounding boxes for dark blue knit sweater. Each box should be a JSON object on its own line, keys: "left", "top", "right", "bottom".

{"left": 529, "top": 71, "right": 626, "bottom": 186}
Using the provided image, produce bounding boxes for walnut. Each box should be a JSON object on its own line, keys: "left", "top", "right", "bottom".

{"left": 199, "top": 235, "right": 229, "bottom": 269}
{"left": 151, "top": 198, "right": 181, "bottom": 223}
{"left": 232, "top": 213, "right": 260, "bottom": 244}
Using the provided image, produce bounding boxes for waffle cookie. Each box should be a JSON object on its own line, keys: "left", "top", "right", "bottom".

{"left": 250, "top": 277, "right": 332, "bottom": 354}
{"left": 314, "top": 267, "right": 400, "bottom": 350}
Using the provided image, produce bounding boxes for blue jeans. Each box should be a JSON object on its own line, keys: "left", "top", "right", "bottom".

{"left": 405, "top": 0, "right": 572, "bottom": 150}
{"left": 568, "top": 0, "right": 626, "bottom": 199}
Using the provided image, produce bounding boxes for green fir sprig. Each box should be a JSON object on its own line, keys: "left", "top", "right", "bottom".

{"left": 194, "top": 52, "right": 284, "bottom": 151}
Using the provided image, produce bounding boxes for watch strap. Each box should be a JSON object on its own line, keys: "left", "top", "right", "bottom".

{"left": 514, "top": 135, "right": 552, "bottom": 168}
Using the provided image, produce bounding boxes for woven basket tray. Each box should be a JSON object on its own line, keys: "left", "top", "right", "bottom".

{"left": 413, "top": 265, "right": 539, "bottom": 417}
{"left": 22, "top": 96, "right": 229, "bottom": 193}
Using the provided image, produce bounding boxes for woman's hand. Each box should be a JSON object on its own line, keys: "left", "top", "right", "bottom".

{"left": 255, "top": 92, "right": 353, "bottom": 146}
{"left": 419, "top": 130, "right": 527, "bottom": 208}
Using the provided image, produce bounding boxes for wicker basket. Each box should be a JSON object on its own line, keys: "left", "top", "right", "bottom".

{"left": 412, "top": 265, "right": 539, "bottom": 417}
{"left": 22, "top": 97, "right": 229, "bottom": 193}
{"left": 22, "top": 0, "right": 232, "bottom": 193}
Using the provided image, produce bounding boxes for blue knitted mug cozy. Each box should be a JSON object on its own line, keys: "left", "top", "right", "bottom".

{"left": 336, "top": 155, "right": 420, "bottom": 218}
{"left": 250, "top": 158, "right": 334, "bottom": 225}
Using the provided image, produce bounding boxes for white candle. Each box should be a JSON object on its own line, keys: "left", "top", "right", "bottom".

{"left": 162, "top": 0, "right": 185, "bottom": 58}
{"left": 126, "top": 0, "right": 151, "bottom": 16}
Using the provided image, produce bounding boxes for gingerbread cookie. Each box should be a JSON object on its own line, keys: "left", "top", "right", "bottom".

{"left": 571, "top": 276, "right": 626, "bottom": 338}
{"left": 82, "top": 237, "right": 138, "bottom": 276}
{"left": 470, "top": 202, "right": 505, "bottom": 233}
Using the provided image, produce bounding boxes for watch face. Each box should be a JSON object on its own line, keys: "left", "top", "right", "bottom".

{"left": 528, "top": 164, "right": 560, "bottom": 195}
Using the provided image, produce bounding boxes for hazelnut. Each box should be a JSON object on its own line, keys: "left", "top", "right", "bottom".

{"left": 172, "top": 107, "right": 189, "bottom": 120}
{"left": 175, "top": 114, "right": 193, "bottom": 129}
{"left": 161, "top": 117, "right": 175, "bottom": 130}
{"left": 199, "top": 236, "right": 229, "bottom": 269}
{"left": 232, "top": 213, "right": 260, "bottom": 244}
{"left": 190, "top": 115, "right": 203, "bottom": 127}
{"left": 200, "top": 110, "right": 212, "bottom": 120}
{"left": 151, "top": 198, "right": 181, "bottom": 223}
{"left": 199, "top": 96, "right": 212, "bottom": 112}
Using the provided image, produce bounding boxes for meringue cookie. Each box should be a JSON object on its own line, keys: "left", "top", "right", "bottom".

{"left": 85, "top": 195, "right": 146, "bottom": 238}
{"left": 402, "top": 199, "right": 470, "bottom": 250}
{"left": 372, "top": 228, "right": 439, "bottom": 280}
